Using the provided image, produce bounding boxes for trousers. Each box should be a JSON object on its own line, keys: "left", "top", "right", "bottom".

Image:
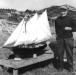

{"left": 56, "top": 37, "right": 74, "bottom": 68}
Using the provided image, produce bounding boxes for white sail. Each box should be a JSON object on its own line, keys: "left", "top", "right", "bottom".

{"left": 34, "top": 10, "right": 52, "bottom": 43}
{"left": 4, "top": 10, "right": 52, "bottom": 47}
{"left": 14, "top": 10, "right": 52, "bottom": 46}
{"left": 14, "top": 13, "right": 38, "bottom": 46}
{"left": 3, "top": 18, "right": 25, "bottom": 46}
{"left": 14, "top": 20, "right": 26, "bottom": 46}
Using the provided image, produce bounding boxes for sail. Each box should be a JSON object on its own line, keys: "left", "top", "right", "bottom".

{"left": 14, "top": 13, "right": 38, "bottom": 46}
{"left": 4, "top": 10, "right": 52, "bottom": 47}
{"left": 34, "top": 10, "right": 52, "bottom": 43}
{"left": 14, "top": 11, "right": 52, "bottom": 46}
{"left": 3, "top": 18, "right": 25, "bottom": 46}
{"left": 14, "top": 20, "right": 26, "bottom": 46}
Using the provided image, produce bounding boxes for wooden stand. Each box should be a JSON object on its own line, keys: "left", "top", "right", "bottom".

{"left": 0, "top": 52, "right": 54, "bottom": 75}
{"left": 13, "top": 69, "right": 18, "bottom": 75}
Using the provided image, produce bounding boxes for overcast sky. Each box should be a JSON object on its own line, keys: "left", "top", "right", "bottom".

{"left": 0, "top": 0, "right": 76, "bottom": 11}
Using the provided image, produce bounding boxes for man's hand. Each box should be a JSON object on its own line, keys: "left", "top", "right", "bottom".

{"left": 64, "top": 27, "right": 72, "bottom": 30}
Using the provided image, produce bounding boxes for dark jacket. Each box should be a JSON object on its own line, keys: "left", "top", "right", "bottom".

{"left": 55, "top": 15, "right": 76, "bottom": 38}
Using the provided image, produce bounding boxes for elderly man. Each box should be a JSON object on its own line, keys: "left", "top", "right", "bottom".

{"left": 55, "top": 7, "right": 76, "bottom": 71}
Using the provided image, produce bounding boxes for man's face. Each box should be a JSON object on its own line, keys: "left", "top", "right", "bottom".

{"left": 61, "top": 10, "right": 68, "bottom": 16}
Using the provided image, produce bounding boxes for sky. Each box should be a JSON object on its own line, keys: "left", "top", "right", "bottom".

{"left": 0, "top": 0, "right": 76, "bottom": 11}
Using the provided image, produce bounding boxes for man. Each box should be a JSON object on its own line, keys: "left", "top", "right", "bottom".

{"left": 55, "top": 7, "right": 76, "bottom": 71}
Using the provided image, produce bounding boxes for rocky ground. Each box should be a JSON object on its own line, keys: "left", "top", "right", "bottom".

{"left": 0, "top": 19, "right": 76, "bottom": 75}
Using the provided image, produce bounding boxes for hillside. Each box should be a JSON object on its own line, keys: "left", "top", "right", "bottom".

{"left": 0, "top": 5, "right": 76, "bottom": 34}
{"left": 0, "top": 5, "right": 76, "bottom": 22}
